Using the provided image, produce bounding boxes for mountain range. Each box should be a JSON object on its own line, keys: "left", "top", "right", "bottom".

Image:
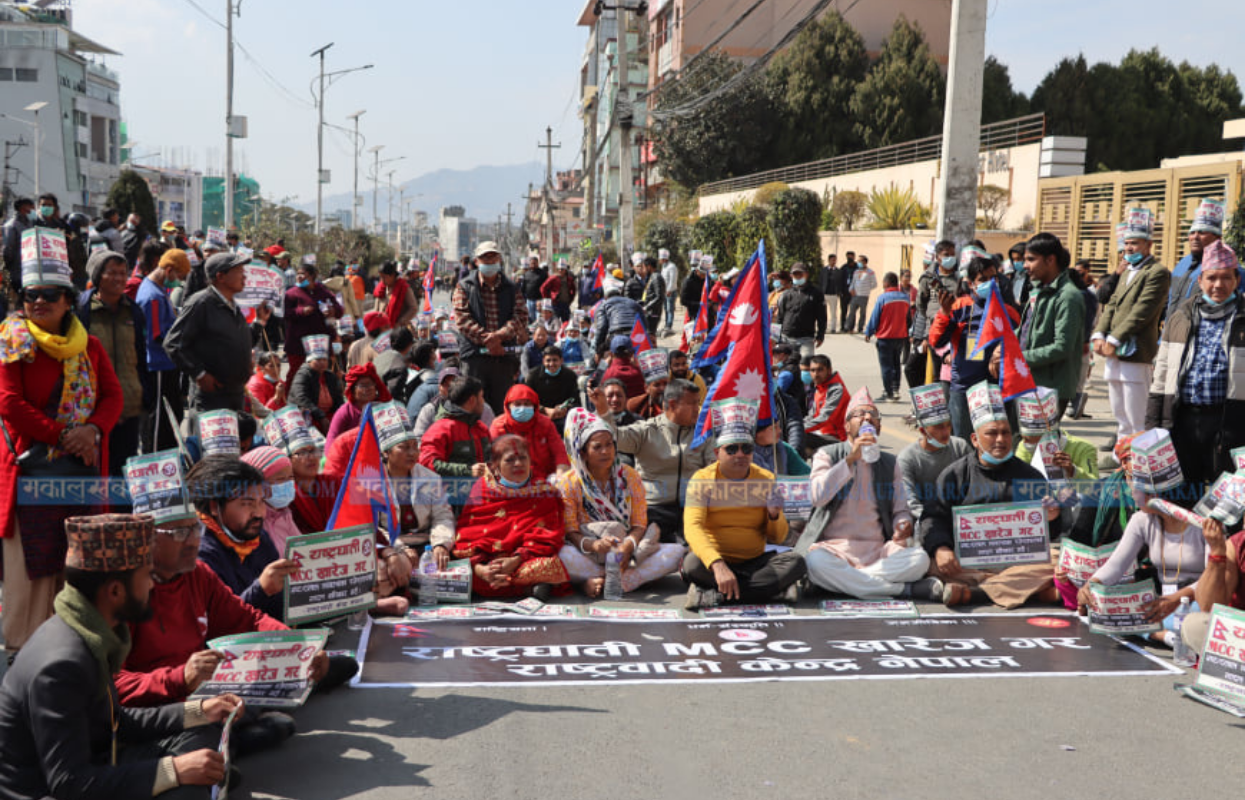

{"left": 301, "top": 161, "right": 548, "bottom": 226}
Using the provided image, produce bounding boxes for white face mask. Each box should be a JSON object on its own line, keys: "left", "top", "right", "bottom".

{"left": 267, "top": 480, "right": 296, "bottom": 509}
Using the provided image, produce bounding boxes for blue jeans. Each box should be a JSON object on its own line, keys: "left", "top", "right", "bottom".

{"left": 526, "top": 299, "right": 539, "bottom": 324}
{"left": 664, "top": 295, "right": 676, "bottom": 330}
{"left": 876, "top": 338, "right": 904, "bottom": 397}
{"left": 947, "top": 383, "right": 972, "bottom": 440}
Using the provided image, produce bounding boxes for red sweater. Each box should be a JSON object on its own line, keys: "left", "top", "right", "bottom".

{"left": 117, "top": 562, "right": 286, "bottom": 706}
{"left": 489, "top": 385, "right": 568, "bottom": 480}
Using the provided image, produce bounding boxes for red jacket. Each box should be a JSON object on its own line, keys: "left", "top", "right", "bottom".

{"left": 489, "top": 384, "right": 569, "bottom": 480}
{"left": 117, "top": 562, "right": 286, "bottom": 706}
{"left": 602, "top": 359, "right": 646, "bottom": 398}
{"left": 419, "top": 407, "right": 492, "bottom": 478}
{"left": 806, "top": 372, "right": 849, "bottom": 442}
{"left": 0, "top": 334, "right": 123, "bottom": 539}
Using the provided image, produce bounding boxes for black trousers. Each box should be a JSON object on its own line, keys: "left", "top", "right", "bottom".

{"left": 838, "top": 293, "right": 852, "bottom": 329}
{"left": 464, "top": 354, "right": 519, "bottom": 417}
{"left": 1170, "top": 404, "right": 1228, "bottom": 502}
{"left": 120, "top": 725, "right": 220, "bottom": 799}
{"left": 903, "top": 342, "right": 927, "bottom": 390}
{"left": 107, "top": 415, "right": 141, "bottom": 479}
{"left": 143, "top": 370, "right": 185, "bottom": 453}
{"left": 647, "top": 503, "right": 685, "bottom": 545}
{"left": 682, "top": 550, "right": 807, "bottom": 602}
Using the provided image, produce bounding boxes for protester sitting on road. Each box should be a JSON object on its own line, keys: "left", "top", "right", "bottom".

{"left": 241, "top": 446, "right": 301, "bottom": 555}
{"left": 751, "top": 417, "right": 809, "bottom": 479}
{"left": 772, "top": 342, "right": 807, "bottom": 415}
{"left": 411, "top": 365, "right": 496, "bottom": 440}
{"left": 802, "top": 354, "right": 849, "bottom": 453}
{"left": 326, "top": 362, "right": 389, "bottom": 449}
{"left": 1184, "top": 514, "right": 1243, "bottom": 655}
{"left": 554, "top": 409, "right": 684, "bottom": 597}
{"left": 896, "top": 384, "right": 971, "bottom": 525}
{"left": 668, "top": 348, "right": 706, "bottom": 403}
{"left": 628, "top": 354, "right": 669, "bottom": 421}
{"left": 601, "top": 335, "right": 646, "bottom": 398}
{"left": 490, "top": 383, "right": 569, "bottom": 481}
{"left": 289, "top": 335, "right": 344, "bottom": 435}
{"left": 682, "top": 399, "right": 805, "bottom": 610}
{"left": 919, "top": 381, "right": 1061, "bottom": 608}
{"left": 377, "top": 410, "right": 456, "bottom": 559}
{"left": 347, "top": 311, "right": 387, "bottom": 368}
{"left": 600, "top": 377, "right": 640, "bottom": 428}
{"left": 452, "top": 434, "right": 570, "bottom": 599}
{"left": 798, "top": 388, "right": 938, "bottom": 600}
{"left": 589, "top": 378, "right": 713, "bottom": 544}
{"left": 247, "top": 350, "right": 287, "bottom": 412}
{"left": 525, "top": 345, "right": 580, "bottom": 426}
{"left": 419, "top": 376, "right": 492, "bottom": 502}
{"left": 522, "top": 323, "right": 550, "bottom": 375}
{"left": 287, "top": 433, "right": 335, "bottom": 535}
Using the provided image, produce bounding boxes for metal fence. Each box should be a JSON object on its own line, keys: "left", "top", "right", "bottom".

{"left": 699, "top": 113, "right": 1047, "bottom": 196}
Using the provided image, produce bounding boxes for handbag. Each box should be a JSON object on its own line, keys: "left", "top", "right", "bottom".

{"left": 0, "top": 418, "right": 96, "bottom": 478}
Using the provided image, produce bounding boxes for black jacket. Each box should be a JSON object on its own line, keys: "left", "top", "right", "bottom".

{"left": 520, "top": 267, "right": 548, "bottom": 301}
{"left": 774, "top": 284, "right": 827, "bottom": 339}
{"left": 0, "top": 616, "right": 187, "bottom": 799}
{"left": 679, "top": 271, "right": 705, "bottom": 308}
{"left": 837, "top": 261, "right": 858, "bottom": 296}
{"left": 524, "top": 366, "right": 580, "bottom": 410}
{"left": 120, "top": 225, "right": 144, "bottom": 266}
{"left": 164, "top": 287, "right": 263, "bottom": 403}
{"left": 290, "top": 364, "right": 345, "bottom": 422}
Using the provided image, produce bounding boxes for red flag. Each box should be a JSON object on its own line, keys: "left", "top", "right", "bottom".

{"left": 629, "top": 314, "right": 653, "bottom": 353}
{"left": 970, "top": 281, "right": 1036, "bottom": 401}
{"left": 421, "top": 252, "right": 437, "bottom": 313}
{"left": 691, "top": 242, "right": 776, "bottom": 447}
{"left": 326, "top": 405, "right": 400, "bottom": 544}
{"left": 590, "top": 252, "right": 604, "bottom": 292}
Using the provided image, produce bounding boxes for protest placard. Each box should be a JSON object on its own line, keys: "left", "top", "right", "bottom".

{"left": 776, "top": 476, "right": 812, "bottom": 522}
{"left": 1131, "top": 428, "right": 1182, "bottom": 493}
{"left": 1193, "top": 472, "right": 1245, "bottom": 526}
{"left": 236, "top": 261, "right": 285, "bottom": 321}
{"left": 700, "top": 604, "right": 793, "bottom": 618}
{"left": 1146, "top": 498, "right": 1205, "bottom": 529}
{"left": 1193, "top": 604, "right": 1245, "bottom": 707}
{"left": 1087, "top": 579, "right": 1161, "bottom": 635}
{"left": 819, "top": 600, "right": 919, "bottom": 618}
{"left": 1028, "top": 432, "right": 1066, "bottom": 482}
{"left": 207, "top": 227, "right": 226, "bottom": 244}
{"left": 909, "top": 384, "right": 950, "bottom": 426}
{"left": 586, "top": 607, "right": 683, "bottom": 620}
{"left": 191, "top": 629, "right": 328, "bottom": 708}
{"left": 284, "top": 525, "right": 377, "bottom": 625}
{"left": 1057, "top": 539, "right": 1128, "bottom": 588}
{"left": 209, "top": 707, "right": 239, "bottom": 800}
{"left": 437, "top": 330, "right": 459, "bottom": 353}
{"left": 952, "top": 501, "right": 1050, "bottom": 569}
{"left": 198, "top": 410, "right": 240, "bottom": 457}
{"left": 423, "top": 558, "right": 471, "bottom": 603}
{"left": 124, "top": 450, "right": 192, "bottom": 523}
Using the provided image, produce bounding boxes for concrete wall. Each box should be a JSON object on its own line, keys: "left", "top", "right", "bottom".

{"left": 698, "top": 141, "right": 1042, "bottom": 232}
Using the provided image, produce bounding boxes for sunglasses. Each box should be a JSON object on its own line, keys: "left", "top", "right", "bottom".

{"left": 155, "top": 522, "right": 204, "bottom": 542}
{"left": 724, "top": 443, "right": 755, "bottom": 455}
{"left": 23, "top": 288, "right": 64, "bottom": 304}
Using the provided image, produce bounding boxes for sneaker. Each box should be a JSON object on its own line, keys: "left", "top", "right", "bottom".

{"left": 232, "top": 711, "right": 297, "bottom": 758}
{"left": 903, "top": 577, "right": 944, "bottom": 602}
{"left": 684, "top": 584, "right": 721, "bottom": 610}
{"left": 781, "top": 581, "right": 802, "bottom": 605}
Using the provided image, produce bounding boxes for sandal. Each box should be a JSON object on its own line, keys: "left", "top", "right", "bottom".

{"left": 583, "top": 577, "right": 605, "bottom": 598}
{"left": 941, "top": 582, "right": 973, "bottom": 607}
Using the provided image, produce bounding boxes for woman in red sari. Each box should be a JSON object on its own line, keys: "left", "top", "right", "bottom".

{"left": 453, "top": 434, "right": 569, "bottom": 599}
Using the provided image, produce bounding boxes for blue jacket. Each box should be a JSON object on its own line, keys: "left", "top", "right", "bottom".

{"left": 198, "top": 528, "right": 285, "bottom": 621}
{"left": 591, "top": 295, "right": 643, "bottom": 353}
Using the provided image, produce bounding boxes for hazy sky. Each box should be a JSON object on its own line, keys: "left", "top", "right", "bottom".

{"left": 73, "top": 0, "right": 1245, "bottom": 215}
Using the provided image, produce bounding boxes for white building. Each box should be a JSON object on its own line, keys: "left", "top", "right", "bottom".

{"left": 130, "top": 164, "right": 204, "bottom": 232}
{"left": 438, "top": 206, "right": 477, "bottom": 262}
{"left": 0, "top": 3, "right": 122, "bottom": 215}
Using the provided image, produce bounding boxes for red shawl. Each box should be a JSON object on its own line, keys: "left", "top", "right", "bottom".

{"left": 453, "top": 474, "right": 565, "bottom": 564}
{"left": 383, "top": 278, "right": 411, "bottom": 330}
{"left": 291, "top": 477, "right": 338, "bottom": 534}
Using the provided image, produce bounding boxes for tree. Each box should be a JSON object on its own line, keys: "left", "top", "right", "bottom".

{"left": 981, "top": 56, "right": 1029, "bottom": 124}
{"left": 977, "top": 185, "right": 1010, "bottom": 229}
{"left": 766, "top": 188, "right": 823, "bottom": 273}
{"left": 639, "top": 217, "right": 690, "bottom": 280}
{"left": 752, "top": 181, "right": 790, "bottom": 208}
{"left": 733, "top": 205, "right": 772, "bottom": 270}
{"left": 690, "top": 211, "right": 738, "bottom": 272}
{"left": 764, "top": 10, "right": 868, "bottom": 165}
{"left": 1225, "top": 189, "right": 1245, "bottom": 264}
{"left": 865, "top": 184, "right": 930, "bottom": 230}
{"left": 105, "top": 170, "right": 158, "bottom": 235}
{"left": 850, "top": 16, "right": 945, "bottom": 149}
{"left": 651, "top": 51, "right": 774, "bottom": 191}
{"left": 831, "top": 190, "right": 868, "bottom": 231}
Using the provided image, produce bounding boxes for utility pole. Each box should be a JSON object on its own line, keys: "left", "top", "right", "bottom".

{"left": 311, "top": 42, "right": 333, "bottom": 237}
{"left": 935, "top": 0, "right": 988, "bottom": 246}
{"left": 347, "top": 109, "right": 365, "bottom": 229}
{"left": 224, "top": 0, "right": 235, "bottom": 231}
{"left": 368, "top": 145, "right": 383, "bottom": 234}
{"left": 505, "top": 201, "right": 513, "bottom": 262}
{"left": 386, "top": 170, "right": 396, "bottom": 250}
{"left": 616, "top": 7, "right": 635, "bottom": 255}
{"left": 537, "top": 127, "right": 560, "bottom": 265}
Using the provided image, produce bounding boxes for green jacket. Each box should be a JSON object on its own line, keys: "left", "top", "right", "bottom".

{"left": 1094, "top": 257, "right": 1170, "bottom": 364}
{"left": 1021, "top": 270, "right": 1086, "bottom": 401}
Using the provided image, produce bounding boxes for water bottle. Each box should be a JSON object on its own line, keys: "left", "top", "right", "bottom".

{"left": 859, "top": 422, "right": 880, "bottom": 464}
{"left": 1171, "top": 597, "right": 1196, "bottom": 667}
{"left": 418, "top": 546, "right": 438, "bottom": 607}
{"left": 603, "top": 551, "right": 623, "bottom": 601}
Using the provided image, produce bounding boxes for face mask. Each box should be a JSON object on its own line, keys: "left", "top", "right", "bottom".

{"left": 510, "top": 405, "right": 535, "bottom": 423}
{"left": 39, "top": 206, "right": 53, "bottom": 219}
{"left": 126, "top": 221, "right": 135, "bottom": 230}
{"left": 941, "top": 256, "right": 956, "bottom": 270}
{"left": 926, "top": 436, "right": 949, "bottom": 450}
{"left": 544, "top": 367, "right": 561, "bottom": 377}
{"left": 215, "top": 510, "right": 259, "bottom": 543}
{"left": 26, "top": 211, "right": 38, "bottom": 224}
{"left": 975, "top": 282, "right": 993, "bottom": 300}
{"left": 297, "top": 279, "right": 310, "bottom": 289}
{"left": 771, "top": 280, "right": 781, "bottom": 291}
{"left": 268, "top": 480, "right": 296, "bottom": 509}
{"left": 800, "top": 370, "right": 813, "bottom": 386}
{"left": 1202, "top": 292, "right": 1235, "bottom": 308}
{"left": 498, "top": 475, "right": 529, "bottom": 490}
{"left": 263, "top": 373, "right": 278, "bottom": 383}
{"left": 1124, "top": 252, "right": 1144, "bottom": 266}
{"left": 793, "top": 277, "right": 806, "bottom": 287}
{"left": 980, "top": 450, "right": 1010, "bottom": 466}
{"left": 1012, "top": 260, "right": 1024, "bottom": 272}
{"left": 331, "top": 341, "right": 342, "bottom": 354}
{"left": 479, "top": 263, "right": 502, "bottom": 278}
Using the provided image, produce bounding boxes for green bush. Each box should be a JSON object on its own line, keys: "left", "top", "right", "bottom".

{"left": 734, "top": 205, "right": 773, "bottom": 270}
{"left": 691, "top": 211, "right": 738, "bottom": 271}
{"left": 640, "top": 218, "right": 690, "bottom": 282}
{"left": 767, "top": 187, "right": 823, "bottom": 273}
{"left": 105, "top": 170, "right": 158, "bottom": 236}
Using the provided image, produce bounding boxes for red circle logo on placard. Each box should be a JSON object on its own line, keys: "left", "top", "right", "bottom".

{"left": 1026, "top": 616, "right": 1071, "bottom": 628}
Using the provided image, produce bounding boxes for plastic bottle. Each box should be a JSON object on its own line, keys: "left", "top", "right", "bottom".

{"left": 603, "top": 550, "right": 623, "bottom": 601}
{"left": 1171, "top": 597, "right": 1196, "bottom": 667}
{"left": 859, "top": 422, "right": 880, "bottom": 464}
{"left": 419, "top": 546, "right": 438, "bottom": 607}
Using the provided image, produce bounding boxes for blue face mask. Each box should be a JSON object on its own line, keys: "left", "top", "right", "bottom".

{"left": 297, "top": 279, "right": 310, "bottom": 289}
{"left": 941, "top": 256, "right": 956, "bottom": 270}
{"left": 479, "top": 263, "right": 502, "bottom": 278}
{"left": 800, "top": 370, "right": 813, "bottom": 386}
{"left": 1124, "top": 252, "right": 1144, "bottom": 266}
{"left": 925, "top": 436, "right": 949, "bottom": 450}
{"left": 793, "top": 277, "right": 806, "bottom": 287}
{"left": 26, "top": 211, "right": 38, "bottom": 224}
{"left": 980, "top": 450, "right": 1010, "bottom": 466}
{"left": 545, "top": 366, "right": 561, "bottom": 377}
{"left": 498, "top": 475, "right": 529, "bottom": 490}
{"left": 975, "top": 281, "right": 993, "bottom": 300}
{"left": 331, "top": 341, "right": 342, "bottom": 355}
{"left": 1012, "top": 260, "right": 1024, "bottom": 272}
{"left": 510, "top": 405, "right": 535, "bottom": 423}
{"left": 267, "top": 480, "right": 296, "bottom": 509}
{"left": 1203, "top": 292, "right": 1235, "bottom": 308}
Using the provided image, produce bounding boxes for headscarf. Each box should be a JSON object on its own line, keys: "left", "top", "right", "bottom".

{"left": 561, "top": 407, "right": 631, "bottom": 523}
{"left": 0, "top": 313, "right": 96, "bottom": 457}
{"left": 383, "top": 277, "right": 411, "bottom": 330}
{"left": 344, "top": 363, "right": 391, "bottom": 403}
{"left": 501, "top": 384, "right": 540, "bottom": 431}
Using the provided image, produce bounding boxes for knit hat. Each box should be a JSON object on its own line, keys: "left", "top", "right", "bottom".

{"left": 124, "top": 449, "right": 194, "bottom": 524}
{"left": 205, "top": 251, "right": 249, "bottom": 281}
{"left": 21, "top": 228, "right": 73, "bottom": 289}
{"left": 845, "top": 386, "right": 875, "bottom": 418}
{"left": 1200, "top": 239, "right": 1239, "bottom": 273}
{"left": 710, "top": 398, "right": 758, "bottom": 446}
{"left": 159, "top": 248, "right": 192, "bottom": 276}
{"left": 85, "top": 248, "right": 126, "bottom": 290}
{"left": 910, "top": 383, "right": 950, "bottom": 427}
{"left": 241, "top": 445, "right": 292, "bottom": 480}
{"left": 1122, "top": 207, "right": 1153, "bottom": 241}
{"left": 65, "top": 514, "right": 156, "bottom": 572}
{"left": 1190, "top": 198, "right": 1226, "bottom": 236}
{"left": 967, "top": 380, "right": 1007, "bottom": 430}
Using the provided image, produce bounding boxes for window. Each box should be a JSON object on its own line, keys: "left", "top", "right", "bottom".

{"left": 15, "top": 68, "right": 37, "bottom": 82}
{"left": 74, "top": 110, "right": 88, "bottom": 127}
{"left": 0, "top": 68, "right": 11, "bottom": 81}
{"left": 76, "top": 142, "right": 87, "bottom": 159}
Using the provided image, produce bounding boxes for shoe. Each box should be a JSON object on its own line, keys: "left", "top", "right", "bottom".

{"left": 781, "top": 581, "right": 802, "bottom": 605}
{"left": 903, "top": 577, "right": 944, "bottom": 602}
{"left": 531, "top": 583, "right": 554, "bottom": 602}
{"left": 232, "top": 711, "right": 297, "bottom": 757}
{"left": 684, "top": 584, "right": 721, "bottom": 610}
{"left": 1098, "top": 435, "right": 1118, "bottom": 453}
{"left": 313, "top": 654, "right": 358, "bottom": 694}
{"left": 941, "top": 583, "right": 973, "bottom": 607}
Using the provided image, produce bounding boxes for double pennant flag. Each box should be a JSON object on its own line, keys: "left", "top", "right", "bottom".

{"left": 969, "top": 280, "right": 1037, "bottom": 401}
{"left": 326, "top": 404, "right": 400, "bottom": 544}
{"left": 629, "top": 314, "right": 654, "bottom": 353}
{"left": 690, "top": 241, "right": 777, "bottom": 448}
{"left": 421, "top": 250, "right": 438, "bottom": 313}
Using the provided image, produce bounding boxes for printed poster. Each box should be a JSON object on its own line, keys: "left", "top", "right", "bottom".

{"left": 283, "top": 526, "right": 378, "bottom": 625}
{"left": 952, "top": 501, "right": 1051, "bottom": 570}
{"left": 1194, "top": 604, "right": 1245, "bottom": 707}
{"left": 1087, "top": 579, "right": 1161, "bottom": 635}
{"left": 191, "top": 629, "right": 329, "bottom": 708}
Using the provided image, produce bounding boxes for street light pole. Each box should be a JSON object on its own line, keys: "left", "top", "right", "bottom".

{"left": 386, "top": 169, "right": 396, "bottom": 251}
{"left": 22, "top": 102, "right": 46, "bottom": 198}
{"left": 224, "top": 0, "right": 235, "bottom": 230}
{"left": 311, "top": 42, "right": 333, "bottom": 237}
{"left": 347, "top": 109, "right": 365, "bottom": 229}
{"left": 367, "top": 144, "right": 383, "bottom": 234}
